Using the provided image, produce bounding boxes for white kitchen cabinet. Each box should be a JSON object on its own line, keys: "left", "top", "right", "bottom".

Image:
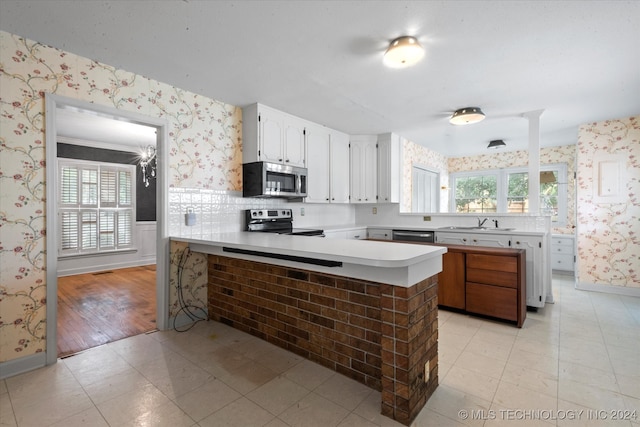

{"left": 242, "top": 103, "right": 306, "bottom": 167}
{"left": 329, "top": 130, "right": 350, "bottom": 203}
{"left": 350, "top": 135, "right": 377, "bottom": 203}
{"left": 368, "top": 228, "right": 392, "bottom": 240}
{"left": 377, "top": 133, "right": 401, "bottom": 203}
{"left": 305, "top": 126, "right": 349, "bottom": 204}
{"left": 435, "top": 231, "right": 510, "bottom": 248}
{"left": 305, "top": 124, "right": 331, "bottom": 203}
{"left": 511, "top": 235, "right": 546, "bottom": 308}
{"left": 551, "top": 234, "right": 575, "bottom": 272}
{"left": 346, "top": 228, "right": 367, "bottom": 240}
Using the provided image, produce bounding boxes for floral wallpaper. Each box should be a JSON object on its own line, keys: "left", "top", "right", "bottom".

{"left": 0, "top": 31, "right": 242, "bottom": 363}
{"left": 401, "top": 139, "right": 449, "bottom": 212}
{"left": 447, "top": 145, "right": 577, "bottom": 235}
{"left": 576, "top": 116, "right": 639, "bottom": 288}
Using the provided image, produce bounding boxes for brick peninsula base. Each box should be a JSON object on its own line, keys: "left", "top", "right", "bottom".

{"left": 207, "top": 254, "right": 438, "bottom": 425}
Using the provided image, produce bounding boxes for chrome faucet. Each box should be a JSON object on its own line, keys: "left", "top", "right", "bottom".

{"left": 477, "top": 217, "right": 489, "bottom": 227}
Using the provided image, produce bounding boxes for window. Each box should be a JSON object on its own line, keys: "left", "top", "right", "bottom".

{"left": 450, "top": 163, "right": 568, "bottom": 225}
{"left": 412, "top": 166, "right": 440, "bottom": 212}
{"left": 59, "top": 159, "right": 135, "bottom": 256}
{"left": 453, "top": 173, "right": 498, "bottom": 213}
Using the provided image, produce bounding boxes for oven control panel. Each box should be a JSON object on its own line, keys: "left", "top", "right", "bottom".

{"left": 248, "top": 209, "right": 292, "bottom": 219}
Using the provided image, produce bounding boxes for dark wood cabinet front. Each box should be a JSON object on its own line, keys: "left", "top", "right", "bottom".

{"left": 438, "top": 251, "right": 466, "bottom": 309}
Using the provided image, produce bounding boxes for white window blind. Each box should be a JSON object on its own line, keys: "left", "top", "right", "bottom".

{"left": 58, "top": 159, "right": 136, "bottom": 256}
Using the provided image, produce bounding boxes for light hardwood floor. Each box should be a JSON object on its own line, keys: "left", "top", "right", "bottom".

{"left": 57, "top": 265, "right": 157, "bottom": 357}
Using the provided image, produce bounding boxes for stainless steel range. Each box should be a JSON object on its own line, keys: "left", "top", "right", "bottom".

{"left": 245, "top": 209, "right": 324, "bottom": 236}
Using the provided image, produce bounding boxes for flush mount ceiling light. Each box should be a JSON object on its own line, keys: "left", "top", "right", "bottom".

{"left": 450, "top": 107, "right": 485, "bottom": 125}
{"left": 383, "top": 36, "right": 424, "bottom": 68}
{"left": 487, "top": 139, "right": 506, "bottom": 149}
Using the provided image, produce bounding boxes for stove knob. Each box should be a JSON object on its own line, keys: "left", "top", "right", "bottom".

{"left": 258, "top": 211, "right": 263, "bottom": 216}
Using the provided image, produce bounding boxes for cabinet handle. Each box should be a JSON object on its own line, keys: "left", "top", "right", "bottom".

{"left": 473, "top": 239, "right": 477, "bottom": 242}
{"left": 462, "top": 238, "right": 467, "bottom": 242}
{"left": 331, "top": 198, "right": 334, "bottom": 200}
{"left": 279, "top": 158, "right": 283, "bottom": 162}
{"left": 285, "top": 159, "right": 290, "bottom": 163}
{"left": 326, "top": 198, "right": 330, "bottom": 201}
{"left": 515, "top": 241, "right": 521, "bottom": 245}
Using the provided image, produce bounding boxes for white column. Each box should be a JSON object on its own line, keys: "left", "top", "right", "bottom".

{"left": 522, "top": 110, "right": 544, "bottom": 214}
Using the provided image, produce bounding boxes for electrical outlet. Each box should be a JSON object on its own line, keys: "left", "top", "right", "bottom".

{"left": 424, "top": 360, "right": 430, "bottom": 382}
{"left": 300, "top": 207, "right": 305, "bottom": 216}
{"left": 423, "top": 215, "right": 431, "bottom": 221}
{"left": 372, "top": 207, "right": 377, "bottom": 214}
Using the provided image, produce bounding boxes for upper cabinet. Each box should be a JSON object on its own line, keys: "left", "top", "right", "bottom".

{"left": 350, "top": 135, "right": 377, "bottom": 203}
{"left": 305, "top": 125, "right": 349, "bottom": 204}
{"left": 377, "top": 133, "right": 401, "bottom": 203}
{"left": 243, "top": 103, "right": 306, "bottom": 167}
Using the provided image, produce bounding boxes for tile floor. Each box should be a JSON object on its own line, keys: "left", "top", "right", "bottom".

{"left": 1, "top": 275, "right": 639, "bottom": 427}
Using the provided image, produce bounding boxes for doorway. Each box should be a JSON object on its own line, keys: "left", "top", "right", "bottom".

{"left": 45, "top": 94, "right": 170, "bottom": 365}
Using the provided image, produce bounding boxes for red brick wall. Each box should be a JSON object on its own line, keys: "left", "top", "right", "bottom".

{"left": 207, "top": 255, "right": 438, "bottom": 425}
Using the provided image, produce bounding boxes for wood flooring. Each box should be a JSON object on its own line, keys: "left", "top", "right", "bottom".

{"left": 57, "top": 265, "right": 157, "bottom": 358}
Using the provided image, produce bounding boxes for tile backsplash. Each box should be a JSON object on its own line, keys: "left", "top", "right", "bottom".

{"left": 169, "top": 188, "right": 356, "bottom": 236}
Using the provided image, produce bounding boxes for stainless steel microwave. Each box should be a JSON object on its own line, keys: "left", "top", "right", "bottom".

{"left": 242, "top": 161, "right": 307, "bottom": 199}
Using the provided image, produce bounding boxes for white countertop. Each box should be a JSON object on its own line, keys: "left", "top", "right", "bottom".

{"left": 172, "top": 230, "right": 447, "bottom": 287}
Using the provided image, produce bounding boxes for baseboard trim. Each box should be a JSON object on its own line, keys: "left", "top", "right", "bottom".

{"left": 57, "top": 260, "right": 156, "bottom": 277}
{"left": 576, "top": 282, "right": 640, "bottom": 298}
{"left": 0, "top": 352, "right": 47, "bottom": 380}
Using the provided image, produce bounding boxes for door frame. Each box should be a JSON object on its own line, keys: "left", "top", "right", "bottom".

{"left": 45, "top": 94, "right": 170, "bottom": 365}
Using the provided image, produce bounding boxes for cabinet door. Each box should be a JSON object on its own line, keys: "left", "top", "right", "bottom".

{"left": 305, "top": 125, "right": 331, "bottom": 203}
{"left": 259, "top": 108, "right": 284, "bottom": 163}
{"left": 283, "top": 118, "right": 306, "bottom": 167}
{"left": 329, "top": 130, "right": 350, "bottom": 203}
{"left": 350, "top": 136, "right": 377, "bottom": 203}
{"left": 346, "top": 229, "right": 366, "bottom": 240}
{"left": 511, "top": 235, "right": 545, "bottom": 308}
{"left": 377, "top": 133, "right": 400, "bottom": 203}
{"left": 435, "top": 232, "right": 468, "bottom": 245}
{"left": 368, "top": 229, "right": 392, "bottom": 240}
{"left": 467, "top": 233, "right": 511, "bottom": 248}
{"left": 438, "top": 251, "right": 465, "bottom": 309}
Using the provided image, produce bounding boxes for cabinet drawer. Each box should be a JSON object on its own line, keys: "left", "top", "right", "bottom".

{"left": 552, "top": 254, "right": 574, "bottom": 271}
{"left": 466, "top": 282, "right": 517, "bottom": 321}
{"left": 553, "top": 245, "right": 573, "bottom": 255}
{"left": 467, "top": 254, "right": 517, "bottom": 273}
{"left": 467, "top": 268, "right": 518, "bottom": 288}
{"left": 552, "top": 237, "right": 574, "bottom": 247}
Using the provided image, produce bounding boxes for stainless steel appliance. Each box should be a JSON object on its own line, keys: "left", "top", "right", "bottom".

{"left": 242, "top": 162, "right": 307, "bottom": 199}
{"left": 392, "top": 229, "right": 435, "bottom": 243}
{"left": 245, "top": 209, "right": 324, "bottom": 236}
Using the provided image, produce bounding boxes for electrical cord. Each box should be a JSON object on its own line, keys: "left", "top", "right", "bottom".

{"left": 173, "top": 247, "right": 208, "bottom": 332}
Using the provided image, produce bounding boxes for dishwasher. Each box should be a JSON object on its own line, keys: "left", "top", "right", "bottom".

{"left": 392, "top": 229, "right": 435, "bottom": 243}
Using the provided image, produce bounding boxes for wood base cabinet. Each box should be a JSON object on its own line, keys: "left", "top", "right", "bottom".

{"left": 438, "top": 251, "right": 466, "bottom": 309}
{"left": 465, "top": 252, "right": 526, "bottom": 327}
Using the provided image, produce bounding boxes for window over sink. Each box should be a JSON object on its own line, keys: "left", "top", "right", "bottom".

{"left": 450, "top": 163, "right": 568, "bottom": 225}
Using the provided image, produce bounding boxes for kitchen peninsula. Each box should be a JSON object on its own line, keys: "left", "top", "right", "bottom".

{"left": 172, "top": 232, "right": 447, "bottom": 425}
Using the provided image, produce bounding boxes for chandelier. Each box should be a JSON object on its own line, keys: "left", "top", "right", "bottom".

{"left": 140, "top": 145, "right": 156, "bottom": 187}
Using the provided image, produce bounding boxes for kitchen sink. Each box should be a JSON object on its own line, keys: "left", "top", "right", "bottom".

{"left": 438, "top": 226, "right": 516, "bottom": 231}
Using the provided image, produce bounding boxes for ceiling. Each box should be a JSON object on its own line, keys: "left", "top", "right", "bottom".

{"left": 2, "top": 1, "right": 639, "bottom": 157}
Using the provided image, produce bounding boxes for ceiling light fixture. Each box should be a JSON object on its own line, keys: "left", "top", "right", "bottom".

{"left": 383, "top": 36, "right": 424, "bottom": 68}
{"left": 450, "top": 107, "right": 485, "bottom": 125}
{"left": 487, "top": 139, "right": 506, "bottom": 149}
{"left": 139, "top": 145, "right": 157, "bottom": 187}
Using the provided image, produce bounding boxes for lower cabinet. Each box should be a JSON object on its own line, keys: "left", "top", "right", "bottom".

{"left": 434, "top": 245, "right": 526, "bottom": 327}
{"left": 465, "top": 253, "right": 525, "bottom": 327}
{"left": 438, "top": 251, "right": 466, "bottom": 309}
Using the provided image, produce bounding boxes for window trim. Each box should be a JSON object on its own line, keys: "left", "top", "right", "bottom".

{"left": 58, "top": 159, "right": 137, "bottom": 257}
{"left": 450, "top": 163, "right": 568, "bottom": 225}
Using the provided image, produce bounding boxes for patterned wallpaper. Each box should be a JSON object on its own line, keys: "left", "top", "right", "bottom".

{"left": 401, "top": 139, "right": 449, "bottom": 212}
{"left": 0, "top": 31, "right": 241, "bottom": 363}
{"left": 448, "top": 145, "right": 577, "bottom": 235}
{"left": 577, "top": 116, "right": 639, "bottom": 288}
